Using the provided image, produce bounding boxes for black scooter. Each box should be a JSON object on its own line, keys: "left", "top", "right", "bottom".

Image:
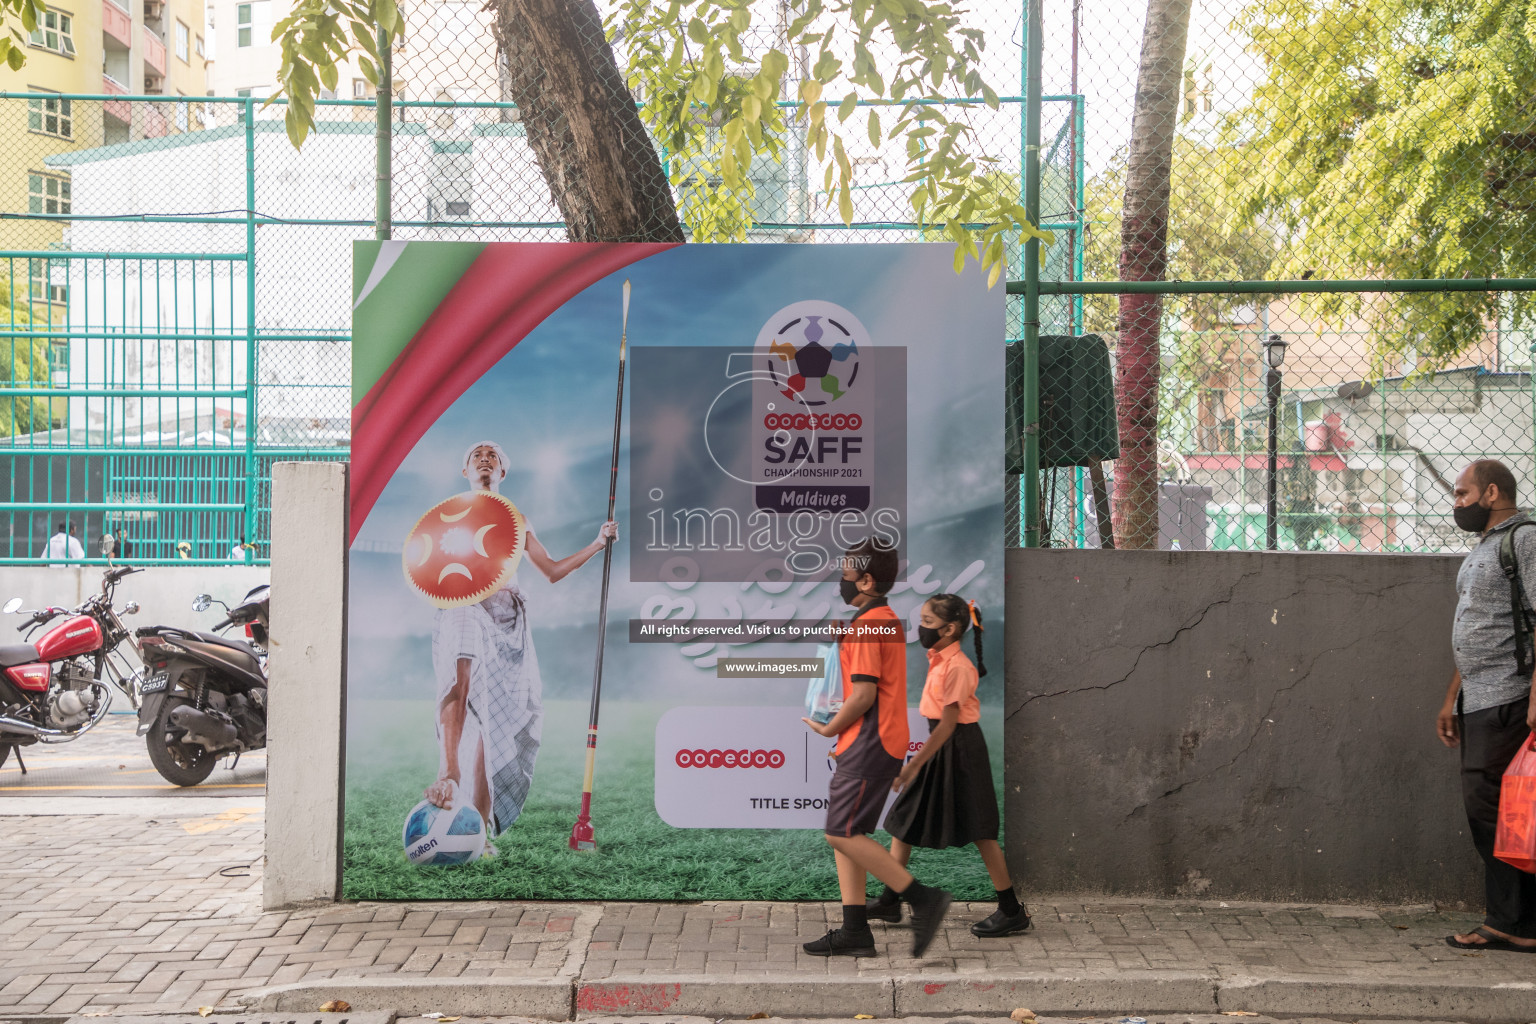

{"left": 134, "top": 585, "right": 270, "bottom": 786}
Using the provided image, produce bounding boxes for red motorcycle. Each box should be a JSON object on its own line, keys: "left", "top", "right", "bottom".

{"left": 0, "top": 566, "right": 144, "bottom": 772}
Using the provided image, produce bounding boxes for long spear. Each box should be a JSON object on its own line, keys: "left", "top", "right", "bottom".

{"left": 570, "top": 278, "right": 629, "bottom": 853}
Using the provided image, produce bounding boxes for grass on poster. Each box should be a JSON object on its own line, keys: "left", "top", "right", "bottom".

{"left": 343, "top": 698, "right": 1003, "bottom": 902}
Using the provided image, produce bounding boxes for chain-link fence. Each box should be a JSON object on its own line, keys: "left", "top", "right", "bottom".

{"left": 2, "top": 57, "right": 1048, "bottom": 564}
{"left": 5, "top": 0, "right": 1534, "bottom": 559}
{"left": 1006, "top": 0, "right": 1536, "bottom": 553}
{"left": 1014, "top": 285, "right": 1536, "bottom": 554}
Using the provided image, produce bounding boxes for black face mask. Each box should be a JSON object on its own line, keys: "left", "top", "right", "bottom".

{"left": 839, "top": 578, "right": 862, "bottom": 606}
{"left": 1454, "top": 501, "right": 1493, "bottom": 533}
{"left": 917, "top": 626, "right": 942, "bottom": 649}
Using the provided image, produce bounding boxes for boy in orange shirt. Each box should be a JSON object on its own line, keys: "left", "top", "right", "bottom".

{"left": 801, "top": 538, "right": 953, "bottom": 957}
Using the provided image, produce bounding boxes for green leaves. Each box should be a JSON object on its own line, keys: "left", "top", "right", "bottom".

{"left": 0, "top": 37, "right": 25, "bottom": 71}
{"left": 372, "top": 0, "right": 398, "bottom": 35}
{"left": 1225, "top": 0, "right": 1536, "bottom": 362}
{"left": 0, "top": 0, "right": 47, "bottom": 68}
{"left": 271, "top": 0, "right": 400, "bottom": 148}
{"left": 608, "top": 0, "right": 1043, "bottom": 282}
{"left": 0, "top": 271, "right": 48, "bottom": 439}
{"left": 262, "top": 0, "right": 1043, "bottom": 282}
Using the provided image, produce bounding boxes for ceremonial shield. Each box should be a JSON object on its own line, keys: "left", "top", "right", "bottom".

{"left": 403, "top": 491, "right": 527, "bottom": 607}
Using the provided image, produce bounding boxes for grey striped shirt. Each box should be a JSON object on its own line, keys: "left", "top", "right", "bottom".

{"left": 1454, "top": 512, "right": 1536, "bottom": 713}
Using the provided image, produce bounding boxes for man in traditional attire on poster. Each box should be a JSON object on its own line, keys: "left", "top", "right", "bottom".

{"left": 419, "top": 441, "right": 617, "bottom": 850}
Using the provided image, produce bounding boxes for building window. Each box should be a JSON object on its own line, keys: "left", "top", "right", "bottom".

{"left": 29, "top": 9, "right": 74, "bottom": 55}
{"left": 175, "top": 98, "right": 189, "bottom": 131}
{"left": 195, "top": 34, "right": 204, "bottom": 57}
{"left": 176, "top": 20, "right": 190, "bottom": 61}
{"left": 27, "top": 94, "right": 72, "bottom": 139}
{"left": 353, "top": 78, "right": 369, "bottom": 99}
{"left": 428, "top": 141, "right": 473, "bottom": 221}
{"left": 237, "top": 4, "right": 251, "bottom": 46}
{"left": 27, "top": 259, "right": 68, "bottom": 305}
{"left": 28, "top": 172, "right": 71, "bottom": 217}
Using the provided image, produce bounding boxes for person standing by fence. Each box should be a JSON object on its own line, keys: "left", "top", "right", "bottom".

{"left": 40, "top": 521, "right": 83, "bottom": 567}
{"left": 1438, "top": 459, "right": 1536, "bottom": 953}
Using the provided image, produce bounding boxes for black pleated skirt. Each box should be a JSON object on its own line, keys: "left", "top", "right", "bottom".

{"left": 883, "top": 719, "right": 1000, "bottom": 849}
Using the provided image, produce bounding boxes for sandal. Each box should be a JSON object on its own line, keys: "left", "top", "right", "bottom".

{"left": 1444, "top": 926, "right": 1536, "bottom": 953}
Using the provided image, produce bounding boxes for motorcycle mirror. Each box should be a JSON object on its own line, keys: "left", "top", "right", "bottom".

{"left": 2, "top": 598, "right": 20, "bottom": 614}
{"left": 191, "top": 594, "right": 212, "bottom": 612}
{"left": 121, "top": 601, "right": 140, "bottom": 616}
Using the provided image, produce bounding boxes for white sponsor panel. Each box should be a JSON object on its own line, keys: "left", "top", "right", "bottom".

{"left": 654, "top": 704, "right": 928, "bottom": 829}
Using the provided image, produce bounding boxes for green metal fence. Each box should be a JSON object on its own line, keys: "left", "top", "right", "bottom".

{"left": 0, "top": 76, "right": 1069, "bottom": 564}
{"left": 0, "top": 95, "right": 353, "bottom": 563}
{"left": 8, "top": 0, "right": 1534, "bottom": 562}
{"left": 1002, "top": 0, "right": 1536, "bottom": 555}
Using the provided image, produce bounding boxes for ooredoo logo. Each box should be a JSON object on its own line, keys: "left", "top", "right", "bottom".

{"left": 675, "top": 748, "right": 785, "bottom": 769}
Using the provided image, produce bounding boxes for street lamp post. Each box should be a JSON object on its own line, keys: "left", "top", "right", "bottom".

{"left": 1264, "top": 333, "right": 1287, "bottom": 551}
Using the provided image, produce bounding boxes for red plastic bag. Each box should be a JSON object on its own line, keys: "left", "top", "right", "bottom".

{"left": 1495, "top": 733, "right": 1536, "bottom": 873}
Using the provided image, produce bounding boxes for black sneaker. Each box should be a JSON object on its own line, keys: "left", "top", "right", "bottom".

{"left": 866, "top": 896, "right": 903, "bottom": 924}
{"left": 907, "top": 887, "right": 953, "bottom": 957}
{"left": 803, "top": 926, "right": 877, "bottom": 957}
{"left": 971, "top": 906, "right": 1032, "bottom": 937}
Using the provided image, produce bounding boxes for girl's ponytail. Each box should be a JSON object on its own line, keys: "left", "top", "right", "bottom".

{"left": 928, "top": 593, "right": 986, "bottom": 677}
{"left": 968, "top": 600, "right": 986, "bottom": 678}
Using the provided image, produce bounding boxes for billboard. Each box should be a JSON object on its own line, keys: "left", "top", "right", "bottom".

{"left": 346, "top": 242, "right": 1002, "bottom": 900}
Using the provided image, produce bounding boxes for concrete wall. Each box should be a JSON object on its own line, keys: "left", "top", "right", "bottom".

{"left": 1, "top": 565, "right": 270, "bottom": 635}
{"left": 263, "top": 462, "right": 348, "bottom": 909}
{"left": 1005, "top": 548, "right": 1479, "bottom": 905}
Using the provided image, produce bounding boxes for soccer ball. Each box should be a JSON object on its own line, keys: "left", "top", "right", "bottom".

{"left": 402, "top": 798, "right": 487, "bottom": 866}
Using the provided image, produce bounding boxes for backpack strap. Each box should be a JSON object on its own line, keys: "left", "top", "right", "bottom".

{"left": 1498, "top": 521, "right": 1536, "bottom": 678}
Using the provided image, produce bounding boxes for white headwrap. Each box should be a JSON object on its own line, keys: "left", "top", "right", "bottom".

{"left": 462, "top": 440, "right": 509, "bottom": 480}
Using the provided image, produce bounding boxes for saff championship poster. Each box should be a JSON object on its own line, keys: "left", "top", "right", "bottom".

{"left": 346, "top": 242, "right": 1003, "bottom": 900}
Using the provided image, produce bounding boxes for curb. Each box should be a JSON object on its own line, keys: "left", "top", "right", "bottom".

{"left": 1217, "top": 975, "right": 1536, "bottom": 1020}
{"left": 239, "top": 978, "right": 574, "bottom": 1019}
{"left": 236, "top": 972, "right": 1536, "bottom": 1021}
{"left": 576, "top": 977, "right": 893, "bottom": 1017}
{"left": 892, "top": 974, "right": 1218, "bottom": 1015}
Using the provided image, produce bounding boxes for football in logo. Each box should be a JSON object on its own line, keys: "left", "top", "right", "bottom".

{"left": 761, "top": 303, "right": 864, "bottom": 406}
{"left": 402, "top": 491, "right": 526, "bottom": 607}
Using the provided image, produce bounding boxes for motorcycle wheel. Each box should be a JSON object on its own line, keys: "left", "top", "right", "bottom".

{"left": 0, "top": 742, "right": 9, "bottom": 770}
{"left": 146, "top": 697, "right": 218, "bottom": 787}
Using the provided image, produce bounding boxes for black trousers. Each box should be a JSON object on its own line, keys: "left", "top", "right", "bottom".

{"left": 1460, "top": 696, "right": 1536, "bottom": 939}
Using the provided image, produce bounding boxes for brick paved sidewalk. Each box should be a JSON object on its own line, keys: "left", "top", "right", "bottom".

{"left": 0, "top": 809, "right": 1529, "bottom": 1020}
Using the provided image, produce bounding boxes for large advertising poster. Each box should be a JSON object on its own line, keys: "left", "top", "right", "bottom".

{"left": 346, "top": 242, "right": 1003, "bottom": 900}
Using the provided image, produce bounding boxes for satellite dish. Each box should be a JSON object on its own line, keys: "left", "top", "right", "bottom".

{"left": 1337, "top": 380, "right": 1375, "bottom": 402}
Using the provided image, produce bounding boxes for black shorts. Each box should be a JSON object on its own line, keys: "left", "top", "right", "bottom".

{"left": 825, "top": 769, "right": 898, "bottom": 837}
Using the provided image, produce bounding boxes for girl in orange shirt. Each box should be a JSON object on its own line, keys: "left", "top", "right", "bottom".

{"left": 872, "top": 593, "right": 1031, "bottom": 937}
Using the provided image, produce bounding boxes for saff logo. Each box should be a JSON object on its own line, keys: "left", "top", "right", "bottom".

{"left": 761, "top": 301, "right": 866, "bottom": 406}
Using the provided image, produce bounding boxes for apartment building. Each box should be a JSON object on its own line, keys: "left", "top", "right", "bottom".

{"left": 205, "top": 0, "right": 500, "bottom": 103}
{"left": 1, "top": 0, "right": 210, "bottom": 255}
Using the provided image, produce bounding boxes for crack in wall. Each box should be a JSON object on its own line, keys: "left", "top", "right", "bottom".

{"left": 1007, "top": 572, "right": 1443, "bottom": 723}
{"left": 1008, "top": 569, "right": 1266, "bottom": 720}
{"left": 1122, "top": 630, "right": 1377, "bottom": 820}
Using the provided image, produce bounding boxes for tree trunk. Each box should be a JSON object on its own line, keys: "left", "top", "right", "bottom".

{"left": 1112, "top": 0, "right": 1192, "bottom": 549}
{"left": 491, "top": 0, "right": 685, "bottom": 242}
